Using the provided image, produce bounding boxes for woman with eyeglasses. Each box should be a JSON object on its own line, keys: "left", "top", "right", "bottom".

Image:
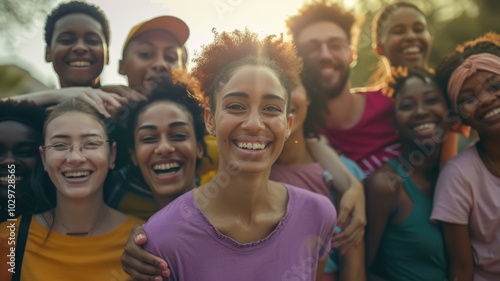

{"left": 0, "top": 98, "right": 143, "bottom": 281}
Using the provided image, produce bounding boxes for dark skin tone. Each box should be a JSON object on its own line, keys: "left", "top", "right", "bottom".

{"left": 365, "top": 77, "right": 449, "bottom": 280}
{"left": 121, "top": 86, "right": 365, "bottom": 281}
{"left": 439, "top": 71, "right": 500, "bottom": 281}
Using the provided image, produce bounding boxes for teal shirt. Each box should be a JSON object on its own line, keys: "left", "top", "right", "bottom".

{"left": 377, "top": 159, "right": 447, "bottom": 281}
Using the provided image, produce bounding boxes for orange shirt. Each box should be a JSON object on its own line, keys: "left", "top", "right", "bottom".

{"left": 0, "top": 215, "right": 143, "bottom": 281}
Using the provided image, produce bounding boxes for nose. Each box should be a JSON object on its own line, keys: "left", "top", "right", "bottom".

{"left": 66, "top": 146, "right": 86, "bottom": 164}
{"left": 72, "top": 39, "right": 89, "bottom": 54}
{"left": 155, "top": 137, "right": 175, "bottom": 155}
{"left": 151, "top": 56, "right": 170, "bottom": 73}
{"left": 0, "top": 151, "right": 16, "bottom": 165}
{"left": 477, "top": 89, "right": 496, "bottom": 106}
{"left": 414, "top": 102, "right": 431, "bottom": 119}
{"left": 319, "top": 42, "right": 333, "bottom": 60}
{"left": 404, "top": 29, "right": 418, "bottom": 41}
{"left": 242, "top": 109, "right": 265, "bottom": 133}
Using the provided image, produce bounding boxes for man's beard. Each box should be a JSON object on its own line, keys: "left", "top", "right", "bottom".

{"left": 301, "top": 59, "right": 350, "bottom": 106}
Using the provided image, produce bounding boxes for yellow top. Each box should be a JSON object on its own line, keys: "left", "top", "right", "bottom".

{"left": 0, "top": 215, "right": 144, "bottom": 281}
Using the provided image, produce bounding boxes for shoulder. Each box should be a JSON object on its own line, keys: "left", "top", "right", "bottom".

{"left": 143, "top": 191, "right": 195, "bottom": 232}
{"left": 365, "top": 164, "right": 401, "bottom": 196}
{"left": 285, "top": 184, "right": 336, "bottom": 217}
{"left": 438, "top": 146, "right": 479, "bottom": 184}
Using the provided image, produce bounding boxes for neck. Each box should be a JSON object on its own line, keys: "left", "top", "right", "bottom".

{"left": 276, "top": 128, "right": 314, "bottom": 165}
{"left": 53, "top": 190, "right": 108, "bottom": 236}
{"left": 153, "top": 184, "right": 194, "bottom": 208}
{"left": 200, "top": 168, "right": 275, "bottom": 218}
{"left": 323, "top": 81, "right": 366, "bottom": 129}
{"left": 478, "top": 134, "right": 500, "bottom": 161}
{"left": 400, "top": 141, "right": 442, "bottom": 179}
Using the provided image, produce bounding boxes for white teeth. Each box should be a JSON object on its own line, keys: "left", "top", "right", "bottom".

{"left": 69, "top": 61, "right": 91, "bottom": 67}
{"left": 153, "top": 163, "right": 180, "bottom": 171}
{"left": 484, "top": 108, "right": 500, "bottom": 119}
{"left": 0, "top": 176, "right": 22, "bottom": 182}
{"left": 236, "top": 142, "right": 266, "bottom": 150}
{"left": 63, "top": 171, "right": 90, "bottom": 178}
{"left": 403, "top": 46, "right": 420, "bottom": 54}
{"left": 413, "top": 123, "right": 436, "bottom": 131}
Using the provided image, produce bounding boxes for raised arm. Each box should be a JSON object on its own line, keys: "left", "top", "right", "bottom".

{"left": 306, "top": 136, "right": 366, "bottom": 254}
{"left": 5, "top": 87, "right": 127, "bottom": 118}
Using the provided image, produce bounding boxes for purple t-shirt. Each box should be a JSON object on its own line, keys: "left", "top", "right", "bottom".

{"left": 143, "top": 184, "right": 336, "bottom": 281}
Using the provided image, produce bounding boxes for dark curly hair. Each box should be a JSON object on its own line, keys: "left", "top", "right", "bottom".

{"left": 191, "top": 28, "right": 302, "bottom": 113}
{"left": 286, "top": 0, "right": 360, "bottom": 50}
{"left": 126, "top": 69, "right": 208, "bottom": 166}
{"left": 435, "top": 32, "right": 500, "bottom": 104}
{"left": 44, "top": 1, "right": 110, "bottom": 47}
{"left": 385, "top": 66, "right": 437, "bottom": 100}
{"left": 0, "top": 99, "right": 46, "bottom": 134}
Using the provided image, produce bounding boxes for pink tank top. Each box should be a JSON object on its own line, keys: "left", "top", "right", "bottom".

{"left": 320, "top": 89, "right": 402, "bottom": 175}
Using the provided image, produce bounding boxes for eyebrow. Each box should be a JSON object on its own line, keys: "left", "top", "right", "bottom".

{"left": 485, "top": 73, "right": 497, "bottom": 84}
{"left": 56, "top": 31, "right": 101, "bottom": 37}
{"left": 222, "top": 92, "right": 285, "bottom": 102}
{"left": 137, "top": 121, "right": 190, "bottom": 132}
{"left": 460, "top": 74, "right": 498, "bottom": 95}
{"left": 50, "top": 133, "right": 103, "bottom": 140}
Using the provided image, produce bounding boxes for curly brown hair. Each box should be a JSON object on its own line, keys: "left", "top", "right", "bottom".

{"left": 384, "top": 66, "right": 438, "bottom": 100}
{"left": 191, "top": 28, "right": 302, "bottom": 112}
{"left": 286, "top": 0, "right": 360, "bottom": 50}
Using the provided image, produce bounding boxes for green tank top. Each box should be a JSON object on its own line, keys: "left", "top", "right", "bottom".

{"left": 377, "top": 159, "right": 447, "bottom": 281}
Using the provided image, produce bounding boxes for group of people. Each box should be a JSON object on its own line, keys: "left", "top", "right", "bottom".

{"left": 0, "top": 0, "right": 498, "bottom": 281}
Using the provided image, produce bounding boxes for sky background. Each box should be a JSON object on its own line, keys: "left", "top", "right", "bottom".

{"left": 0, "top": 0, "right": 358, "bottom": 88}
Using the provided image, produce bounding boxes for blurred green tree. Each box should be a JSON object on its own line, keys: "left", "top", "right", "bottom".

{"left": 0, "top": 0, "right": 57, "bottom": 51}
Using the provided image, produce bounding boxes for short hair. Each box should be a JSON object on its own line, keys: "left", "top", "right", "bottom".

{"left": 0, "top": 99, "right": 46, "bottom": 136}
{"left": 44, "top": 1, "right": 110, "bottom": 47}
{"left": 435, "top": 32, "right": 500, "bottom": 102}
{"left": 286, "top": 0, "right": 359, "bottom": 48}
{"left": 191, "top": 28, "right": 302, "bottom": 113}
{"left": 372, "top": 2, "right": 426, "bottom": 46}
{"left": 126, "top": 69, "right": 208, "bottom": 166}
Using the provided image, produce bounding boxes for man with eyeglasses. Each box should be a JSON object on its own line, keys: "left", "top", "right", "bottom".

{"left": 287, "top": 1, "right": 402, "bottom": 176}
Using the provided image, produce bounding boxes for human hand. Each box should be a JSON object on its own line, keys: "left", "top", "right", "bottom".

{"left": 121, "top": 225, "right": 170, "bottom": 281}
{"left": 56, "top": 87, "right": 128, "bottom": 118}
{"left": 101, "top": 85, "right": 147, "bottom": 103}
{"left": 332, "top": 183, "right": 366, "bottom": 255}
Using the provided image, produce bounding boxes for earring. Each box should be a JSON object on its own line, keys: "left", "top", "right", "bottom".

{"left": 210, "top": 130, "right": 215, "bottom": 136}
